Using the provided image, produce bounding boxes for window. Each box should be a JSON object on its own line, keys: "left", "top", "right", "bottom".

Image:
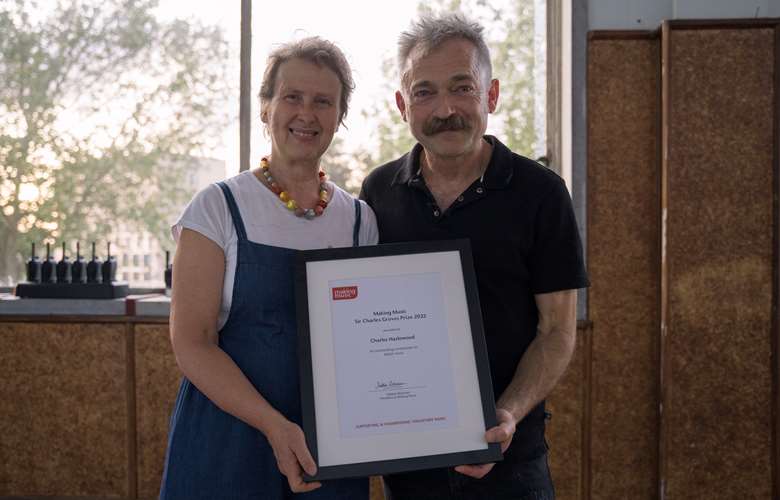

{"left": 1, "top": 0, "right": 545, "bottom": 286}
{"left": 0, "top": 0, "right": 235, "bottom": 285}
{"left": 249, "top": 0, "right": 546, "bottom": 193}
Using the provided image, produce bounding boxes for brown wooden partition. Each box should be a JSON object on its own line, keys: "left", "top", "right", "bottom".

{"left": 0, "top": 321, "right": 130, "bottom": 497}
{"left": 546, "top": 323, "right": 590, "bottom": 500}
{"left": 587, "top": 31, "right": 661, "bottom": 500}
{"left": 587, "top": 18, "right": 780, "bottom": 500}
{"left": 660, "top": 20, "right": 779, "bottom": 500}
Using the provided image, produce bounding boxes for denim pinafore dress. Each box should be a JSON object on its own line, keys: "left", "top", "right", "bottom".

{"left": 160, "top": 181, "right": 368, "bottom": 499}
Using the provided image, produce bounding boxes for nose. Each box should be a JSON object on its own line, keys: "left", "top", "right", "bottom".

{"left": 296, "top": 98, "right": 317, "bottom": 124}
{"left": 432, "top": 93, "right": 456, "bottom": 119}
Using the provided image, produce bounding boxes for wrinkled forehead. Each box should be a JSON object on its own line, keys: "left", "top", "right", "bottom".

{"left": 400, "top": 38, "right": 485, "bottom": 89}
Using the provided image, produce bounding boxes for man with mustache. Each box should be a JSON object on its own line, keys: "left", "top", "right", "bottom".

{"left": 360, "top": 12, "right": 589, "bottom": 500}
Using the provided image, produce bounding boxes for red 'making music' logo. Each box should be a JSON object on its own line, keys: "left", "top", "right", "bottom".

{"left": 332, "top": 286, "right": 358, "bottom": 300}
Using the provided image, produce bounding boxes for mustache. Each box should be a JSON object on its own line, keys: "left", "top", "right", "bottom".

{"left": 422, "top": 114, "right": 470, "bottom": 135}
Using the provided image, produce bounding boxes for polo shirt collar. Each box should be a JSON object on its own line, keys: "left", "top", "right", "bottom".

{"left": 390, "top": 135, "right": 514, "bottom": 189}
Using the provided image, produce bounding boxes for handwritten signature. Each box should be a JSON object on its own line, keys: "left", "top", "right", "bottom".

{"left": 375, "top": 380, "right": 408, "bottom": 390}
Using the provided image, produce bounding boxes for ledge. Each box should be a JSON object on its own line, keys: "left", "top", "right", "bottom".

{"left": 0, "top": 293, "right": 171, "bottom": 318}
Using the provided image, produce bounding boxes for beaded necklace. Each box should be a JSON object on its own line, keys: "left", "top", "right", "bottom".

{"left": 259, "top": 157, "right": 329, "bottom": 219}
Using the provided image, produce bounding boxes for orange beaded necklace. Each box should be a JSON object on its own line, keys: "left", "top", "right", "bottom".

{"left": 259, "top": 157, "right": 329, "bottom": 219}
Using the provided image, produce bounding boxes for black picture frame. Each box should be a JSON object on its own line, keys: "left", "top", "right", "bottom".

{"left": 295, "top": 239, "right": 502, "bottom": 481}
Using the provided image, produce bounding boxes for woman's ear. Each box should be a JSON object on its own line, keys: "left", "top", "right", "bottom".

{"left": 260, "top": 103, "right": 268, "bottom": 124}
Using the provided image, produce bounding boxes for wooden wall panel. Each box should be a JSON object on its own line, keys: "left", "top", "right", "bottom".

{"left": 135, "top": 324, "right": 179, "bottom": 499}
{"left": 662, "top": 25, "right": 776, "bottom": 499}
{"left": 587, "top": 34, "right": 661, "bottom": 499}
{"left": 546, "top": 325, "right": 587, "bottom": 500}
{"left": 0, "top": 322, "right": 128, "bottom": 496}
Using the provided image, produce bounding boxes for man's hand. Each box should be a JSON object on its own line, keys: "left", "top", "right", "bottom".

{"left": 266, "top": 416, "right": 322, "bottom": 493}
{"left": 454, "top": 408, "right": 516, "bottom": 479}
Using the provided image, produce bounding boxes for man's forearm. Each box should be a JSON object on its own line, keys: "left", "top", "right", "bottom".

{"left": 496, "top": 308, "right": 577, "bottom": 423}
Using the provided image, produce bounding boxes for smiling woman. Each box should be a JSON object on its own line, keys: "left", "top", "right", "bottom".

{"left": 258, "top": 38, "right": 353, "bottom": 175}
{"left": 159, "top": 36, "right": 378, "bottom": 500}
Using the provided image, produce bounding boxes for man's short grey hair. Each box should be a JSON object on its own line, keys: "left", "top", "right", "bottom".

{"left": 397, "top": 12, "right": 492, "bottom": 86}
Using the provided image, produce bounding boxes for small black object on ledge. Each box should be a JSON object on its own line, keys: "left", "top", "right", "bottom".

{"left": 87, "top": 241, "right": 103, "bottom": 284}
{"left": 56, "top": 242, "right": 72, "bottom": 284}
{"left": 164, "top": 250, "right": 173, "bottom": 290}
{"left": 101, "top": 242, "right": 117, "bottom": 284}
{"left": 26, "top": 242, "right": 41, "bottom": 283}
{"left": 41, "top": 242, "right": 56, "bottom": 283}
{"left": 72, "top": 242, "right": 87, "bottom": 284}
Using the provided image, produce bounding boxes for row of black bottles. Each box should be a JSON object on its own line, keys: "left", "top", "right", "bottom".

{"left": 26, "top": 242, "right": 117, "bottom": 284}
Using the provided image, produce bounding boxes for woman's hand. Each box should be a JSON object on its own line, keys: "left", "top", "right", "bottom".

{"left": 265, "top": 415, "right": 322, "bottom": 493}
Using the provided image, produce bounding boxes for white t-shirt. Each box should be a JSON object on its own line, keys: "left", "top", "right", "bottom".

{"left": 172, "top": 170, "right": 379, "bottom": 330}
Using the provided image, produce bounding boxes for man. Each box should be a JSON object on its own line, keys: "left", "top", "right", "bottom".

{"left": 360, "top": 13, "right": 589, "bottom": 500}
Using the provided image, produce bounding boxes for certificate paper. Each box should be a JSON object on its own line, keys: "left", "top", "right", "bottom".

{"left": 296, "top": 240, "right": 502, "bottom": 480}
{"left": 329, "top": 272, "right": 458, "bottom": 438}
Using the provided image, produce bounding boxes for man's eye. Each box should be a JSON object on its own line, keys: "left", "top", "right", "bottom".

{"left": 455, "top": 85, "right": 474, "bottom": 94}
{"left": 414, "top": 89, "right": 432, "bottom": 98}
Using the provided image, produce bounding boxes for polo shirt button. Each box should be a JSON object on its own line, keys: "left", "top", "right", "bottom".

{"left": 433, "top": 209, "right": 440, "bottom": 217}
{"left": 476, "top": 187, "right": 484, "bottom": 194}
{"left": 457, "top": 195, "right": 464, "bottom": 202}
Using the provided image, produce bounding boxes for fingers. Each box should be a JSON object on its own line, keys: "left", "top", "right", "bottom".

{"left": 291, "top": 435, "right": 318, "bottom": 477}
{"left": 487, "top": 409, "right": 516, "bottom": 452}
{"left": 454, "top": 409, "right": 515, "bottom": 480}
{"left": 454, "top": 462, "right": 495, "bottom": 479}
{"left": 495, "top": 408, "right": 515, "bottom": 423}
{"left": 286, "top": 470, "right": 321, "bottom": 493}
{"left": 485, "top": 423, "right": 513, "bottom": 445}
{"left": 268, "top": 420, "right": 322, "bottom": 493}
{"left": 277, "top": 452, "right": 321, "bottom": 493}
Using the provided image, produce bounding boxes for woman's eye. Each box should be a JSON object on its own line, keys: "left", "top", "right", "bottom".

{"left": 284, "top": 94, "right": 300, "bottom": 102}
{"left": 315, "top": 97, "right": 332, "bottom": 106}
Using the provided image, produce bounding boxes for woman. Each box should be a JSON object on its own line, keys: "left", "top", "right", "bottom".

{"left": 160, "top": 37, "right": 377, "bottom": 499}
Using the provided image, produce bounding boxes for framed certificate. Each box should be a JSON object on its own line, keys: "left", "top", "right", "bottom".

{"left": 295, "top": 239, "right": 502, "bottom": 481}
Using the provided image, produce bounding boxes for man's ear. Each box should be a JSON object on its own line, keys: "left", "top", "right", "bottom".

{"left": 487, "top": 79, "right": 500, "bottom": 113}
{"left": 395, "top": 90, "right": 408, "bottom": 122}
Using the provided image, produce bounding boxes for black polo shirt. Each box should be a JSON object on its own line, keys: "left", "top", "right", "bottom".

{"left": 360, "top": 136, "right": 589, "bottom": 464}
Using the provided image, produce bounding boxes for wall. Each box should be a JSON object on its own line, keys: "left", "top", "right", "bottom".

{"left": 586, "top": 18, "right": 779, "bottom": 500}
{"left": 589, "top": 0, "right": 778, "bottom": 29}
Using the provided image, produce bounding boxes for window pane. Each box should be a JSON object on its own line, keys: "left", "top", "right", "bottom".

{"left": 0, "top": 0, "right": 237, "bottom": 287}
{"left": 250, "top": 0, "right": 546, "bottom": 194}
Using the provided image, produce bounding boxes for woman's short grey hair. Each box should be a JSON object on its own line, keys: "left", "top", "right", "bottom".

{"left": 259, "top": 37, "right": 354, "bottom": 126}
{"left": 397, "top": 13, "right": 492, "bottom": 87}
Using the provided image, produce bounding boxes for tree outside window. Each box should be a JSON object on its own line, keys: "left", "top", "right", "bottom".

{"left": 0, "top": 0, "right": 234, "bottom": 283}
